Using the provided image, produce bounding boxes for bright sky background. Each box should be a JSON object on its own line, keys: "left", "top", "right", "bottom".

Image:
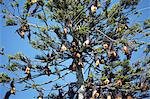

{"left": 0, "top": 0, "right": 150, "bottom": 99}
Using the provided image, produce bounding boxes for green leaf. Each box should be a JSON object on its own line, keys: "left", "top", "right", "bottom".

{"left": 88, "top": 73, "right": 93, "bottom": 78}
{"left": 5, "top": 18, "right": 17, "bottom": 26}
{"left": 144, "top": 18, "right": 150, "bottom": 29}
{"left": 101, "top": 76, "right": 107, "bottom": 81}
{"left": 0, "top": 73, "right": 11, "bottom": 83}
{"left": 7, "top": 62, "right": 19, "bottom": 71}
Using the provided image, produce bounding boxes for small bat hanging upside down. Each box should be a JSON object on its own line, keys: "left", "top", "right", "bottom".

{"left": 16, "top": 24, "right": 31, "bottom": 40}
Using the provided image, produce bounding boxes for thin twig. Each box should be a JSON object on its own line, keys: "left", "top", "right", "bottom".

{"left": 96, "top": 28, "right": 117, "bottom": 42}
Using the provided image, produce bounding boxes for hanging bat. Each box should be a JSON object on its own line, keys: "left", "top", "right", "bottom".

{"left": 123, "top": 46, "right": 129, "bottom": 55}
{"left": 107, "top": 50, "right": 118, "bottom": 61}
{"left": 115, "top": 93, "right": 122, "bottom": 99}
{"left": 115, "top": 79, "right": 122, "bottom": 87}
{"left": 25, "top": 66, "right": 31, "bottom": 79}
{"left": 91, "top": 0, "right": 98, "bottom": 13}
{"left": 107, "top": 93, "right": 111, "bottom": 99}
{"left": 69, "top": 63, "right": 76, "bottom": 71}
{"left": 10, "top": 87, "right": 15, "bottom": 95}
{"left": 127, "top": 95, "right": 133, "bottom": 99}
{"left": 78, "top": 61, "right": 84, "bottom": 68}
{"left": 103, "top": 43, "right": 109, "bottom": 49}
{"left": 83, "top": 39, "right": 90, "bottom": 47}
{"left": 95, "top": 59, "right": 100, "bottom": 67}
{"left": 44, "top": 66, "right": 51, "bottom": 76}
{"left": 123, "top": 46, "right": 131, "bottom": 59}
{"left": 16, "top": 24, "right": 29, "bottom": 38}
{"left": 55, "top": 67, "right": 61, "bottom": 77}
{"left": 73, "top": 52, "right": 81, "bottom": 58}
{"left": 25, "top": 66, "right": 30, "bottom": 74}
{"left": 104, "top": 79, "right": 110, "bottom": 85}
{"left": 60, "top": 44, "right": 67, "bottom": 52}
{"left": 21, "top": 25, "right": 29, "bottom": 32}
{"left": 63, "top": 27, "right": 67, "bottom": 34}
{"left": 17, "top": 30, "right": 25, "bottom": 38}
{"left": 66, "top": 18, "right": 72, "bottom": 27}
{"left": 31, "top": 0, "right": 37, "bottom": 4}
{"left": 37, "top": 96, "right": 43, "bottom": 99}
{"left": 54, "top": 28, "right": 62, "bottom": 39}
{"left": 72, "top": 41, "right": 77, "bottom": 47}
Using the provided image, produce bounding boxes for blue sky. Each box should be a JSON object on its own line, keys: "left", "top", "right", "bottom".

{"left": 0, "top": 0, "right": 150, "bottom": 99}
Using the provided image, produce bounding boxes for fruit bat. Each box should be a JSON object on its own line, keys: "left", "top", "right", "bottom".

{"left": 60, "top": 44, "right": 67, "bottom": 52}
{"left": 74, "top": 52, "right": 81, "bottom": 58}
{"left": 107, "top": 93, "right": 111, "bottom": 99}
{"left": 115, "top": 93, "right": 122, "bottom": 99}
{"left": 44, "top": 66, "right": 51, "bottom": 76}
{"left": 10, "top": 87, "right": 15, "bottom": 94}
{"left": 25, "top": 66, "right": 30, "bottom": 74}
{"left": 124, "top": 24, "right": 128, "bottom": 30}
{"left": 21, "top": 25, "right": 29, "bottom": 32}
{"left": 37, "top": 96, "right": 43, "bottom": 99}
{"left": 78, "top": 61, "right": 84, "bottom": 68}
{"left": 91, "top": 5, "right": 97, "bottom": 13}
{"left": 116, "top": 79, "right": 122, "bottom": 87}
{"left": 16, "top": 24, "right": 29, "bottom": 38}
{"left": 25, "top": 66, "right": 31, "bottom": 79}
{"left": 83, "top": 39, "right": 90, "bottom": 47}
{"left": 94, "top": 92, "right": 99, "bottom": 98}
{"left": 116, "top": 27, "right": 122, "bottom": 33}
{"left": 17, "top": 30, "right": 25, "bottom": 38}
{"left": 95, "top": 59, "right": 100, "bottom": 67}
{"left": 103, "top": 44, "right": 109, "bottom": 49}
{"left": 54, "top": 28, "right": 62, "bottom": 39}
{"left": 66, "top": 18, "right": 72, "bottom": 27}
{"left": 104, "top": 79, "right": 110, "bottom": 85}
{"left": 127, "top": 95, "right": 133, "bottom": 99}
{"left": 107, "top": 50, "right": 118, "bottom": 61}
{"left": 100, "top": 59, "right": 105, "bottom": 64}
{"left": 72, "top": 41, "right": 77, "bottom": 47}
{"left": 69, "top": 63, "right": 76, "bottom": 71}
{"left": 63, "top": 27, "right": 67, "bottom": 34}
{"left": 123, "top": 46, "right": 131, "bottom": 59}
{"left": 9, "top": 80, "right": 15, "bottom": 95}
{"left": 55, "top": 67, "right": 61, "bottom": 77}
{"left": 90, "top": 0, "right": 98, "bottom": 13}
{"left": 123, "top": 46, "right": 129, "bottom": 55}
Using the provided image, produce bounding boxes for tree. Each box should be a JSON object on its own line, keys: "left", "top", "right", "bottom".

{"left": 0, "top": 0, "right": 150, "bottom": 98}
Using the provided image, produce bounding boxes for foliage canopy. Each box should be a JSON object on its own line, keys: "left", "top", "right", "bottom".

{"left": 0, "top": 0, "right": 150, "bottom": 99}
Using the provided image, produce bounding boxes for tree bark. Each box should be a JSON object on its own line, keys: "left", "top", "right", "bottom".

{"left": 4, "top": 91, "right": 11, "bottom": 99}
{"left": 76, "top": 66, "right": 84, "bottom": 99}
{"left": 76, "top": 67, "right": 84, "bottom": 88}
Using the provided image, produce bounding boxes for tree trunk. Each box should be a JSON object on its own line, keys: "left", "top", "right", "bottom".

{"left": 76, "top": 66, "right": 84, "bottom": 99}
